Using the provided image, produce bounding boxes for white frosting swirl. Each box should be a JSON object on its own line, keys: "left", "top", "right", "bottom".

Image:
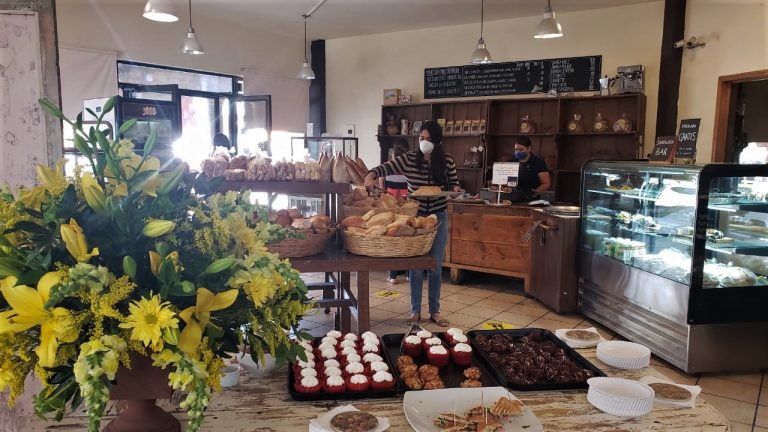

{"left": 318, "top": 342, "right": 336, "bottom": 352}
{"left": 302, "top": 350, "right": 315, "bottom": 361}
{"left": 340, "top": 339, "right": 357, "bottom": 348}
{"left": 341, "top": 346, "right": 358, "bottom": 356}
{"left": 301, "top": 376, "right": 319, "bottom": 387}
{"left": 321, "top": 336, "right": 338, "bottom": 346}
{"left": 429, "top": 345, "right": 448, "bottom": 355}
{"left": 345, "top": 362, "right": 364, "bottom": 374}
{"left": 345, "top": 353, "right": 362, "bottom": 363}
{"left": 349, "top": 374, "right": 368, "bottom": 384}
{"left": 324, "top": 366, "right": 342, "bottom": 377}
{"left": 300, "top": 368, "right": 317, "bottom": 377}
{"left": 370, "top": 361, "right": 389, "bottom": 372}
{"left": 404, "top": 335, "right": 421, "bottom": 344}
{"left": 372, "top": 371, "right": 393, "bottom": 383}
{"left": 453, "top": 343, "right": 472, "bottom": 353}
{"left": 416, "top": 330, "right": 433, "bottom": 339}
{"left": 299, "top": 341, "right": 313, "bottom": 351}
{"left": 447, "top": 328, "right": 464, "bottom": 336}
{"left": 321, "top": 348, "right": 337, "bottom": 359}
{"left": 343, "top": 333, "right": 359, "bottom": 341}
{"left": 323, "top": 359, "right": 340, "bottom": 369}
{"left": 361, "top": 331, "right": 377, "bottom": 340}
{"left": 361, "top": 343, "right": 378, "bottom": 353}
{"left": 326, "top": 375, "right": 344, "bottom": 386}
{"left": 298, "top": 359, "right": 315, "bottom": 369}
{"left": 424, "top": 337, "right": 442, "bottom": 346}
{"left": 452, "top": 334, "right": 468, "bottom": 344}
{"left": 326, "top": 330, "right": 342, "bottom": 339}
{"left": 363, "top": 353, "right": 383, "bottom": 363}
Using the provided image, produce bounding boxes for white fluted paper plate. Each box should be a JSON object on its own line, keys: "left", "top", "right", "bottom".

{"left": 587, "top": 377, "right": 655, "bottom": 417}
{"left": 596, "top": 341, "right": 651, "bottom": 370}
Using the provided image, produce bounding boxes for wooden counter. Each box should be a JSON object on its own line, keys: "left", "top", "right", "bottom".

{"left": 22, "top": 347, "right": 729, "bottom": 431}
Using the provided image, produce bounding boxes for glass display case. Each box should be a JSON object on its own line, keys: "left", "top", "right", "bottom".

{"left": 579, "top": 160, "right": 768, "bottom": 373}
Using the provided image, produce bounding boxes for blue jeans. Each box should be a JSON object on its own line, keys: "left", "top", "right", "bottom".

{"left": 409, "top": 210, "right": 448, "bottom": 316}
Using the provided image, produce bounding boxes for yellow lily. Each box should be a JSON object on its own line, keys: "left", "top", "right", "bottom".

{"left": 0, "top": 274, "right": 77, "bottom": 367}
{"left": 60, "top": 218, "right": 99, "bottom": 262}
{"left": 35, "top": 159, "right": 67, "bottom": 193}
{"left": 81, "top": 172, "right": 107, "bottom": 213}
{"left": 177, "top": 287, "right": 238, "bottom": 354}
{"left": 149, "top": 251, "right": 181, "bottom": 276}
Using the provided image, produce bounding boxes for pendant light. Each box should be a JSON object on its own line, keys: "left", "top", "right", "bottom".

{"left": 469, "top": 0, "right": 492, "bottom": 64}
{"left": 297, "top": 17, "right": 316, "bottom": 80}
{"left": 143, "top": 0, "right": 179, "bottom": 22}
{"left": 534, "top": 0, "right": 564, "bottom": 39}
{"left": 180, "top": 0, "right": 204, "bottom": 55}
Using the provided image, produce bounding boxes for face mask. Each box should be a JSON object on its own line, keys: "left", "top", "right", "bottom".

{"left": 420, "top": 140, "right": 435, "bottom": 155}
{"left": 515, "top": 151, "right": 528, "bottom": 160}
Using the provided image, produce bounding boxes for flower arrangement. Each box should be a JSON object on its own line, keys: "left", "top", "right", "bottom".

{"left": 0, "top": 98, "right": 312, "bottom": 431}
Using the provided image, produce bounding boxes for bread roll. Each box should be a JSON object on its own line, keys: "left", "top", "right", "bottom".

{"left": 275, "top": 214, "right": 292, "bottom": 228}
{"left": 291, "top": 218, "right": 313, "bottom": 230}
{"left": 364, "top": 225, "right": 387, "bottom": 236}
{"left": 420, "top": 214, "right": 438, "bottom": 230}
{"left": 362, "top": 210, "right": 378, "bottom": 222}
{"left": 288, "top": 208, "right": 303, "bottom": 220}
{"left": 367, "top": 212, "right": 395, "bottom": 227}
{"left": 351, "top": 197, "right": 374, "bottom": 208}
{"left": 341, "top": 216, "right": 366, "bottom": 229}
{"left": 351, "top": 186, "right": 368, "bottom": 201}
{"left": 378, "top": 194, "right": 398, "bottom": 209}
{"left": 385, "top": 225, "right": 400, "bottom": 236}
{"left": 395, "top": 225, "right": 416, "bottom": 237}
{"left": 413, "top": 186, "right": 442, "bottom": 196}
{"left": 401, "top": 201, "right": 419, "bottom": 209}
{"left": 310, "top": 215, "right": 331, "bottom": 230}
{"left": 348, "top": 227, "right": 367, "bottom": 234}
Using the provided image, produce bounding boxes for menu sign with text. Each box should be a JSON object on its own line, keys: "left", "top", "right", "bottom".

{"left": 492, "top": 162, "right": 520, "bottom": 187}
{"left": 675, "top": 119, "right": 701, "bottom": 159}
{"left": 649, "top": 136, "right": 677, "bottom": 163}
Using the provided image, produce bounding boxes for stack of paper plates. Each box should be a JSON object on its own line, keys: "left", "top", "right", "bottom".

{"left": 596, "top": 341, "right": 651, "bottom": 370}
{"left": 587, "top": 377, "right": 655, "bottom": 417}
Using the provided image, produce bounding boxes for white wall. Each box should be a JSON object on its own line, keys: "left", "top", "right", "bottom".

{"left": 326, "top": 2, "right": 665, "bottom": 167}
{"left": 56, "top": 3, "right": 304, "bottom": 78}
{"left": 678, "top": 0, "right": 768, "bottom": 162}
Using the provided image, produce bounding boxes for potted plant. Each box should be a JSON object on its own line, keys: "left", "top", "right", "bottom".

{"left": 0, "top": 98, "right": 312, "bottom": 432}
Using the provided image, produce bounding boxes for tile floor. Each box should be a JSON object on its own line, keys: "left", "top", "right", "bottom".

{"left": 299, "top": 271, "right": 767, "bottom": 431}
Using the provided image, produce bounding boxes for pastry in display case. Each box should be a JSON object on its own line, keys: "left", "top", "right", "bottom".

{"left": 579, "top": 160, "right": 768, "bottom": 373}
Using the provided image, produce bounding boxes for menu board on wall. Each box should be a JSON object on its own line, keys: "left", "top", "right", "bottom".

{"left": 424, "top": 56, "right": 602, "bottom": 99}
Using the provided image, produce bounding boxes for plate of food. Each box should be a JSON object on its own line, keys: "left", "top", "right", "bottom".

{"left": 410, "top": 186, "right": 462, "bottom": 199}
{"left": 403, "top": 386, "right": 543, "bottom": 432}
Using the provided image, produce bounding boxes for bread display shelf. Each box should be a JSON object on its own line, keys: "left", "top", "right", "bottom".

{"left": 219, "top": 181, "right": 351, "bottom": 195}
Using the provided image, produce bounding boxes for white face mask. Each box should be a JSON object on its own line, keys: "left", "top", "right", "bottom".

{"left": 419, "top": 140, "right": 435, "bottom": 155}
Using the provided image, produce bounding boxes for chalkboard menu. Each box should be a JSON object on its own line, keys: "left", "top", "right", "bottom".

{"left": 424, "top": 56, "right": 601, "bottom": 99}
{"left": 675, "top": 118, "right": 701, "bottom": 159}
{"left": 649, "top": 136, "right": 677, "bottom": 163}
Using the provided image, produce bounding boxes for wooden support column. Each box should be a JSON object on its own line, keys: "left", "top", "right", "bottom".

{"left": 655, "top": 0, "right": 687, "bottom": 138}
{"left": 309, "top": 39, "right": 326, "bottom": 134}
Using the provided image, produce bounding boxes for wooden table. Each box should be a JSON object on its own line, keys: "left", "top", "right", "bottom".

{"left": 23, "top": 347, "right": 730, "bottom": 431}
{"left": 288, "top": 246, "right": 435, "bottom": 333}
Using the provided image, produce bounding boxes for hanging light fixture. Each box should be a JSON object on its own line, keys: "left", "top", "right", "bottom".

{"left": 180, "top": 0, "right": 204, "bottom": 55}
{"left": 297, "top": 16, "right": 316, "bottom": 80}
{"left": 469, "top": 0, "right": 492, "bottom": 64}
{"left": 534, "top": 0, "right": 564, "bottom": 39}
{"left": 143, "top": 0, "right": 179, "bottom": 22}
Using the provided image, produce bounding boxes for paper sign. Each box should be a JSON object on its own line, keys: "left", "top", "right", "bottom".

{"left": 675, "top": 118, "right": 701, "bottom": 159}
{"left": 649, "top": 136, "right": 677, "bottom": 163}
{"left": 491, "top": 162, "right": 520, "bottom": 187}
{"left": 373, "top": 290, "right": 401, "bottom": 299}
{"left": 481, "top": 321, "right": 515, "bottom": 330}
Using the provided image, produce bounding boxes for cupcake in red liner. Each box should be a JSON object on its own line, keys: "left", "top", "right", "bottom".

{"left": 323, "top": 366, "right": 342, "bottom": 378}
{"left": 370, "top": 371, "right": 396, "bottom": 391}
{"left": 362, "top": 353, "right": 383, "bottom": 364}
{"left": 339, "top": 339, "right": 358, "bottom": 350}
{"left": 343, "top": 332, "right": 359, "bottom": 343}
{"left": 344, "top": 361, "right": 365, "bottom": 378}
{"left": 403, "top": 335, "right": 423, "bottom": 357}
{"left": 298, "top": 340, "right": 314, "bottom": 352}
{"left": 361, "top": 342, "right": 379, "bottom": 355}
{"left": 369, "top": 361, "right": 389, "bottom": 374}
{"left": 427, "top": 345, "right": 450, "bottom": 367}
{"left": 319, "top": 347, "right": 337, "bottom": 361}
{"left": 320, "top": 336, "right": 338, "bottom": 347}
{"left": 416, "top": 329, "right": 433, "bottom": 341}
{"left": 451, "top": 342, "right": 473, "bottom": 366}
{"left": 445, "top": 327, "right": 464, "bottom": 345}
{"left": 322, "top": 359, "right": 340, "bottom": 372}
{"left": 323, "top": 375, "right": 346, "bottom": 393}
{"left": 343, "top": 353, "right": 361, "bottom": 369}
{"left": 295, "top": 375, "right": 321, "bottom": 393}
{"left": 449, "top": 333, "right": 468, "bottom": 347}
{"left": 298, "top": 367, "right": 318, "bottom": 380}
{"left": 423, "top": 337, "right": 442, "bottom": 352}
{"left": 293, "top": 358, "right": 315, "bottom": 376}
{"left": 360, "top": 331, "right": 377, "bottom": 341}
{"left": 346, "top": 374, "right": 370, "bottom": 392}
{"left": 340, "top": 346, "right": 359, "bottom": 357}
{"left": 326, "top": 330, "right": 343, "bottom": 340}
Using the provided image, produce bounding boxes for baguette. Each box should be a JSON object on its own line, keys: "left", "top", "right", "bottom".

{"left": 367, "top": 212, "right": 395, "bottom": 227}
{"left": 341, "top": 216, "right": 366, "bottom": 229}
{"left": 364, "top": 225, "right": 387, "bottom": 236}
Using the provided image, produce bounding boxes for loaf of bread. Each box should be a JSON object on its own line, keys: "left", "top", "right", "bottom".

{"left": 310, "top": 215, "right": 331, "bottom": 230}
{"left": 364, "top": 225, "right": 387, "bottom": 236}
{"left": 377, "top": 194, "right": 399, "bottom": 209}
{"left": 341, "top": 215, "right": 366, "bottom": 229}
{"left": 291, "top": 218, "right": 313, "bottom": 230}
{"left": 367, "top": 212, "right": 395, "bottom": 227}
{"left": 412, "top": 186, "right": 442, "bottom": 196}
{"left": 394, "top": 225, "right": 416, "bottom": 237}
{"left": 420, "top": 214, "right": 438, "bottom": 229}
{"left": 348, "top": 227, "right": 367, "bottom": 234}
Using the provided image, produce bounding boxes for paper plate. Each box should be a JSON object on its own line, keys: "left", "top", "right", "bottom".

{"left": 596, "top": 341, "right": 651, "bottom": 370}
{"left": 587, "top": 377, "right": 654, "bottom": 417}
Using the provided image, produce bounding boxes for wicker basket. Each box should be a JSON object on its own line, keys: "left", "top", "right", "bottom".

{"left": 343, "top": 205, "right": 418, "bottom": 218}
{"left": 267, "top": 228, "right": 336, "bottom": 258}
{"left": 341, "top": 228, "right": 436, "bottom": 257}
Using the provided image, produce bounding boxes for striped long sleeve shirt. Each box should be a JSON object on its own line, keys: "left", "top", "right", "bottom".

{"left": 370, "top": 150, "right": 459, "bottom": 214}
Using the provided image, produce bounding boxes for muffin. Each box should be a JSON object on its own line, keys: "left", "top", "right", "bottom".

{"left": 370, "top": 370, "right": 396, "bottom": 391}
{"left": 427, "top": 345, "right": 450, "bottom": 367}
{"left": 295, "top": 375, "right": 321, "bottom": 393}
{"left": 445, "top": 328, "right": 464, "bottom": 345}
{"left": 403, "top": 335, "right": 423, "bottom": 357}
{"left": 323, "top": 375, "right": 346, "bottom": 393}
{"left": 362, "top": 353, "right": 383, "bottom": 364}
{"left": 346, "top": 374, "right": 370, "bottom": 392}
{"left": 451, "top": 343, "right": 473, "bottom": 366}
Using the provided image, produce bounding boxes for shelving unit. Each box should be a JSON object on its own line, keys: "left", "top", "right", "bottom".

{"left": 378, "top": 94, "right": 645, "bottom": 200}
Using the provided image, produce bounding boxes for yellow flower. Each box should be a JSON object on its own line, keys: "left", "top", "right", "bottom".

{"left": 60, "top": 219, "right": 99, "bottom": 262}
{"left": 0, "top": 367, "right": 12, "bottom": 392}
{"left": 152, "top": 348, "right": 182, "bottom": 368}
{"left": 142, "top": 220, "right": 175, "bottom": 238}
{"left": 35, "top": 159, "right": 67, "bottom": 194}
{"left": 178, "top": 288, "right": 238, "bottom": 355}
{"left": 230, "top": 269, "right": 276, "bottom": 308}
{"left": 81, "top": 172, "right": 107, "bottom": 213}
{"left": 0, "top": 274, "right": 78, "bottom": 367}
{"left": 119, "top": 295, "right": 179, "bottom": 352}
{"left": 149, "top": 251, "right": 182, "bottom": 277}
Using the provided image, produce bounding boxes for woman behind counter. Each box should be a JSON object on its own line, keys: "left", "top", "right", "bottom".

{"left": 513, "top": 136, "right": 551, "bottom": 194}
{"left": 364, "top": 121, "right": 460, "bottom": 326}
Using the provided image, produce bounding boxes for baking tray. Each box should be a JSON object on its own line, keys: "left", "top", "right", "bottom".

{"left": 381, "top": 333, "right": 501, "bottom": 391}
{"left": 287, "top": 337, "right": 400, "bottom": 401}
{"left": 467, "top": 328, "right": 606, "bottom": 391}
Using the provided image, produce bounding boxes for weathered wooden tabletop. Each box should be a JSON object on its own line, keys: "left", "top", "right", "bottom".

{"left": 23, "top": 347, "right": 729, "bottom": 431}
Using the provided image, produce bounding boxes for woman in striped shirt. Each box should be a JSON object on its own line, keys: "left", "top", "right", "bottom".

{"left": 364, "top": 121, "right": 460, "bottom": 326}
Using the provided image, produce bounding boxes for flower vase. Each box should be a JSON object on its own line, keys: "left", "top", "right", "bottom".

{"left": 103, "top": 353, "right": 180, "bottom": 432}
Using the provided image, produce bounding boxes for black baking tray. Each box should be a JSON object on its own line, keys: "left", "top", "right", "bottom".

{"left": 467, "top": 328, "right": 606, "bottom": 391}
{"left": 381, "top": 333, "right": 501, "bottom": 391}
{"left": 287, "top": 337, "right": 400, "bottom": 401}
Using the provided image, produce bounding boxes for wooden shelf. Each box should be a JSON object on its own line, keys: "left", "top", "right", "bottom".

{"left": 561, "top": 132, "right": 637, "bottom": 136}
{"left": 487, "top": 133, "right": 557, "bottom": 137}
{"left": 218, "top": 181, "right": 351, "bottom": 195}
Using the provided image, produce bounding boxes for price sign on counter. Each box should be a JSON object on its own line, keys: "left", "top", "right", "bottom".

{"left": 649, "top": 136, "right": 677, "bottom": 163}
{"left": 675, "top": 118, "right": 701, "bottom": 160}
{"left": 491, "top": 162, "right": 520, "bottom": 187}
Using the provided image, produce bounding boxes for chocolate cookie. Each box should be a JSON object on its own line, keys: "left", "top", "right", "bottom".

{"left": 649, "top": 382, "right": 691, "bottom": 401}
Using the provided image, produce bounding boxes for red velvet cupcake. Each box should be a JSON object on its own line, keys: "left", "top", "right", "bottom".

{"left": 346, "top": 374, "right": 370, "bottom": 392}
{"left": 445, "top": 328, "right": 464, "bottom": 345}
{"left": 292, "top": 358, "right": 315, "bottom": 376}
{"left": 322, "top": 359, "right": 340, "bottom": 372}
{"left": 362, "top": 353, "right": 383, "bottom": 364}
{"left": 448, "top": 333, "right": 468, "bottom": 347}
{"left": 323, "top": 375, "right": 346, "bottom": 393}
{"left": 427, "top": 345, "right": 450, "bottom": 367}
{"left": 323, "top": 366, "right": 342, "bottom": 379}
{"left": 451, "top": 343, "right": 473, "bottom": 366}
{"left": 295, "top": 375, "right": 321, "bottom": 393}
{"left": 423, "top": 337, "right": 442, "bottom": 352}
{"left": 370, "top": 371, "right": 396, "bottom": 391}
{"left": 403, "top": 335, "right": 423, "bottom": 357}
{"left": 344, "top": 361, "right": 365, "bottom": 378}
{"left": 361, "top": 342, "right": 379, "bottom": 355}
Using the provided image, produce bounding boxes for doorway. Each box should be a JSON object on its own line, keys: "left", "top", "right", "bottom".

{"left": 712, "top": 70, "right": 768, "bottom": 162}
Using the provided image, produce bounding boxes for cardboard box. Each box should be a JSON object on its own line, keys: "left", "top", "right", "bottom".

{"left": 383, "top": 89, "right": 401, "bottom": 105}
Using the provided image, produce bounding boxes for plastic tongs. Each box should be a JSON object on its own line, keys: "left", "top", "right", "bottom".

{"left": 400, "top": 321, "right": 426, "bottom": 354}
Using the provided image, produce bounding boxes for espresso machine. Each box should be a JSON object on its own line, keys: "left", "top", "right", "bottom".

{"left": 616, "top": 65, "right": 644, "bottom": 94}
